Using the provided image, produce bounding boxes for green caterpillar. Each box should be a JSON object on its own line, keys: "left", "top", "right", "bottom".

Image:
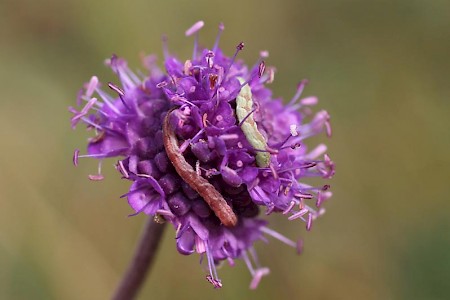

{"left": 236, "top": 78, "right": 270, "bottom": 167}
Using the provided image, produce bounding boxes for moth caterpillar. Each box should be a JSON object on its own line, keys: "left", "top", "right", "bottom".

{"left": 236, "top": 78, "right": 270, "bottom": 167}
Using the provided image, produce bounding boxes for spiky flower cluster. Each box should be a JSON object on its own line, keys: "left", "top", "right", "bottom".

{"left": 70, "top": 21, "right": 334, "bottom": 289}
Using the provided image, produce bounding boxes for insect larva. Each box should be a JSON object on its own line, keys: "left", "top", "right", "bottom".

{"left": 163, "top": 109, "right": 238, "bottom": 227}
{"left": 236, "top": 78, "right": 270, "bottom": 167}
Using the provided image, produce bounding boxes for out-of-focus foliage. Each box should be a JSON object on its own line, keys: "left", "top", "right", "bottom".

{"left": 0, "top": 0, "right": 449, "bottom": 299}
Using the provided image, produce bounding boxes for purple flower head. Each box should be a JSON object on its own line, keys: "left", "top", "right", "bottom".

{"left": 71, "top": 21, "right": 334, "bottom": 289}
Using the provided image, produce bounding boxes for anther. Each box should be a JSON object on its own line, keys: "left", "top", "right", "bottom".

{"left": 73, "top": 149, "right": 80, "bottom": 166}
{"left": 306, "top": 213, "right": 313, "bottom": 231}
{"left": 88, "top": 174, "right": 104, "bottom": 181}
{"left": 86, "top": 76, "right": 99, "bottom": 98}
{"left": 290, "top": 124, "right": 298, "bottom": 137}
{"left": 258, "top": 61, "right": 265, "bottom": 78}
{"left": 185, "top": 20, "right": 205, "bottom": 36}
{"left": 108, "top": 82, "right": 130, "bottom": 110}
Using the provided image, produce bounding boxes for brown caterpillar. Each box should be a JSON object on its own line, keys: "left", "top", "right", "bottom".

{"left": 163, "top": 109, "right": 238, "bottom": 227}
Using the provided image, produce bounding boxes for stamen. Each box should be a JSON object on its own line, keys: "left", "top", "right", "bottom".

{"left": 289, "top": 143, "right": 301, "bottom": 150}
{"left": 259, "top": 66, "right": 275, "bottom": 84}
{"left": 170, "top": 94, "right": 196, "bottom": 107}
{"left": 212, "top": 22, "right": 225, "bottom": 53}
{"left": 259, "top": 50, "right": 269, "bottom": 58}
{"left": 258, "top": 61, "right": 265, "bottom": 78}
{"left": 306, "top": 213, "right": 313, "bottom": 231}
{"left": 300, "top": 96, "right": 318, "bottom": 106}
{"left": 185, "top": 20, "right": 205, "bottom": 60}
{"left": 290, "top": 124, "right": 298, "bottom": 137}
{"left": 261, "top": 226, "right": 297, "bottom": 248}
{"left": 206, "top": 276, "right": 222, "bottom": 289}
{"left": 185, "top": 20, "right": 205, "bottom": 36}
{"left": 73, "top": 149, "right": 80, "bottom": 166}
{"left": 287, "top": 208, "right": 308, "bottom": 221}
{"left": 227, "top": 257, "right": 235, "bottom": 267}
{"left": 77, "top": 153, "right": 108, "bottom": 159}
{"left": 242, "top": 251, "right": 255, "bottom": 275}
{"left": 250, "top": 268, "right": 270, "bottom": 290}
{"left": 223, "top": 42, "right": 244, "bottom": 81}
{"left": 86, "top": 76, "right": 99, "bottom": 98}
{"left": 265, "top": 203, "right": 275, "bottom": 215}
{"left": 156, "top": 81, "right": 168, "bottom": 88}
{"left": 272, "top": 133, "right": 293, "bottom": 149}
{"left": 325, "top": 118, "right": 332, "bottom": 137}
{"left": 294, "top": 192, "right": 313, "bottom": 199}
{"left": 305, "top": 144, "right": 327, "bottom": 160}
{"left": 88, "top": 174, "right": 104, "bottom": 181}
{"left": 302, "top": 162, "right": 317, "bottom": 169}
{"left": 89, "top": 160, "right": 104, "bottom": 181}
{"left": 79, "top": 116, "right": 102, "bottom": 131}
{"left": 269, "top": 164, "right": 279, "bottom": 180}
{"left": 288, "top": 79, "right": 309, "bottom": 106}
{"left": 296, "top": 238, "right": 304, "bottom": 254}
{"left": 76, "top": 89, "right": 83, "bottom": 106}
{"left": 109, "top": 55, "right": 137, "bottom": 90}
{"left": 209, "top": 74, "right": 218, "bottom": 89}
{"left": 284, "top": 182, "right": 293, "bottom": 195}
{"left": 108, "top": 82, "right": 130, "bottom": 110}
{"left": 161, "top": 35, "right": 169, "bottom": 59}
{"left": 68, "top": 106, "right": 78, "bottom": 114}
{"left": 248, "top": 247, "right": 262, "bottom": 268}
{"left": 205, "top": 51, "right": 214, "bottom": 68}
{"left": 219, "top": 134, "right": 239, "bottom": 141}
{"left": 155, "top": 209, "right": 175, "bottom": 219}
{"left": 116, "top": 160, "right": 129, "bottom": 178}
{"left": 238, "top": 107, "right": 256, "bottom": 127}
{"left": 316, "top": 191, "right": 332, "bottom": 207}
{"left": 205, "top": 241, "right": 222, "bottom": 288}
{"left": 179, "top": 128, "right": 206, "bottom": 153}
{"left": 282, "top": 201, "right": 296, "bottom": 214}
{"left": 96, "top": 88, "right": 121, "bottom": 115}
{"left": 184, "top": 60, "right": 192, "bottom": 75}
{"left": 83, "top": 97, "right": 98, "bottom": 114}
{"left": 107, "top": 82, "right": 124, "bottom": 96}
{"left": 70, "top": 97, "right": 98, "bottom": 128}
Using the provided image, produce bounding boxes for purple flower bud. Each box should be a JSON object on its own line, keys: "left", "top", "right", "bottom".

{"left": 181, "top": 181, "right": 199, "bottom": 200}
{"left": 191, "top": 198, "right": 212, "bottom": 218}
{"left": 159, "top": 173, "right": 180, "bottom": 195}
{"left": 154, "top": 151, "right": 169, "bottom": 173}
{"left": 167, "top": 192, "right": 191, "bottom": 216}
{"left": 221, "top": 166, "right": 242, "bottom": 187}
{"left": 191, "top": 140, "right": 213, "bottom": 162}
{"left": 137, "top": 160, "right": 161, "bottom": 179}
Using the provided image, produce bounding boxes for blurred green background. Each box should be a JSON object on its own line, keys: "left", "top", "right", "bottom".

{"left": 1, "top": 0, "right": 449, "bottom": 299}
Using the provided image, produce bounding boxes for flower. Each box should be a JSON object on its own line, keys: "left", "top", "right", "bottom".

{"left": 70, "top": 21, "right": 334, "bottom": 289}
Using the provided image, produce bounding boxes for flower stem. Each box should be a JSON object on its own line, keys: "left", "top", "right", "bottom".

{"left": 112, "top": 218, "right": 166, "bottom": 300}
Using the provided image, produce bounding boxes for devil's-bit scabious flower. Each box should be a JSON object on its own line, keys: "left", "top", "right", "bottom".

{"left": 70, "top": 21, "right": 334, "bottom": 289}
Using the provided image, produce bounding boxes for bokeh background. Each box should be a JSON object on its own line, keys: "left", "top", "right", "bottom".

{"left": 1, "top": 0, "right": 449, "bottom": 299}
